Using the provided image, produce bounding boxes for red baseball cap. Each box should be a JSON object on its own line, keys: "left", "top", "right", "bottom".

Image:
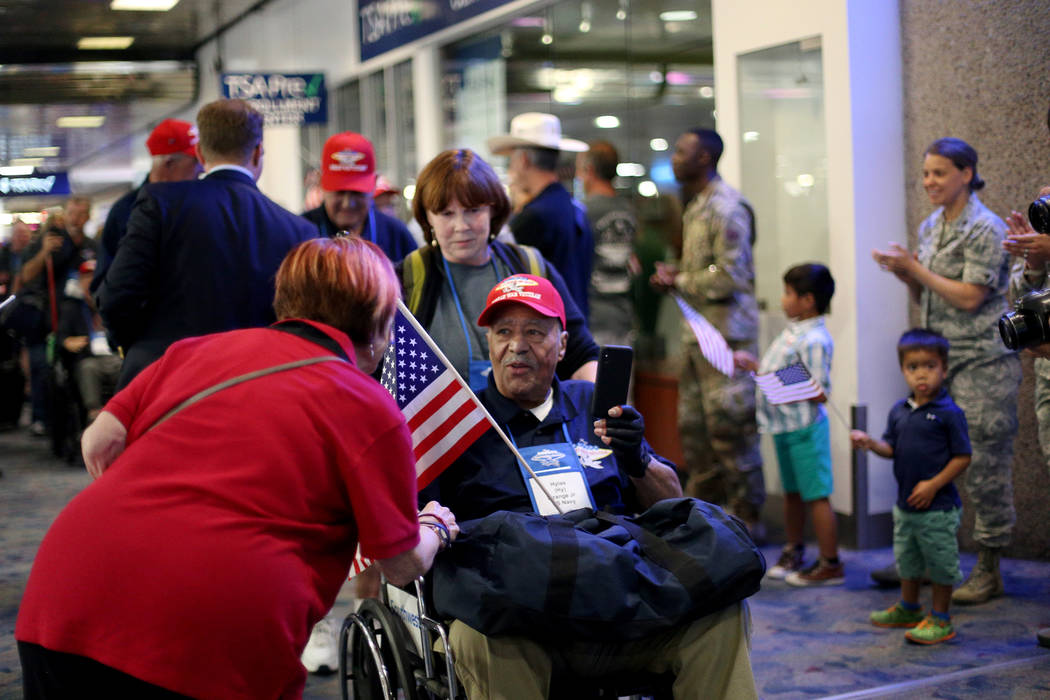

{"left": 78, "top": 259, "right": 96, "bottom": 275}
{"left": 374, "top": 174, "right": 397, "bottom": 197}
{"left": 146, "top": 119, "right": 198, "bottom": 158}
{"left": 477, "top": 274, "right": 566, "bottom": 328}
{"left": 321, "top": 132, "right": 377, "bottom": 193}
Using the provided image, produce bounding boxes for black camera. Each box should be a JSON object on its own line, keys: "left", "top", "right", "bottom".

{"left": 1028, "top": 195, "right": 1050, "bottom": 234}
{"left": 999, "top": 289, "right": 1050, "bottom": 350}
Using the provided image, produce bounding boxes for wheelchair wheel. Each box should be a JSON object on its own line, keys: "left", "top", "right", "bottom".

{"left": 342, "top": 598, "right": 420, "bottom": 700}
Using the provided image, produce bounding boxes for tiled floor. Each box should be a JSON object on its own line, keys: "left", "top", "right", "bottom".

{"left": 2, "top": 424, "right": 1049, "bottom": 699}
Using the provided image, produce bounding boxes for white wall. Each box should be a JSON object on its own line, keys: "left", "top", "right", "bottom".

{"left": 188, "top": 0, "right": 362, "bottom": 210}
{"left": 712, "top": 0, "right": 908, "bottom": 515}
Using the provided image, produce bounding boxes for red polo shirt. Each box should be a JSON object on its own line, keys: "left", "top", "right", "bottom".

{"left": 17, "top": 320, "right": 419, "bottom": 699}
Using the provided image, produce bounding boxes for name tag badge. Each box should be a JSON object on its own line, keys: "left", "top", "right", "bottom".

{"left": 516, "top": 442, "right": 596, "bottom": 516}
{"left": 89, "top": 331, "right": 112, "bottom": 356}
{"left": 468, "top": 359, "right": 492, "bottom": 392}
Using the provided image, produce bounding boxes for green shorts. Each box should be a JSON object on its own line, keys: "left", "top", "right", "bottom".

{"left": 772, "top": 416, "right": 832, "bottom": 502}
{"left": 892, "top": 505, "right": 962, "bottom": 585}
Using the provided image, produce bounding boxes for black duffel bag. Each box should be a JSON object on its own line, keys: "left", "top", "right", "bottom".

{"left": 430, "top": 497, "right": 766, "bottom": 642}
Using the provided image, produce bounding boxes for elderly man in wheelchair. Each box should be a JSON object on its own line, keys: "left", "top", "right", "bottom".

{"left": 345, "top": 274, "right": 758, "bottom": 700}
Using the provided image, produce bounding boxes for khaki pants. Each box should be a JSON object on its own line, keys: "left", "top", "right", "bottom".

{"left": 448, "top": 601, "right": 757, "bottom": 700}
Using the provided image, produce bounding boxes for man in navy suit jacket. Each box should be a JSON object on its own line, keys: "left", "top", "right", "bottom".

{"left": 99, "top": 98, "right": 315, "bottom": 389}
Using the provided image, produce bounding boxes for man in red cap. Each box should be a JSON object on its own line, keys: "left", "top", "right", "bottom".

{"left": 91, "top": 118, "right": 202, "bottom": 294}
{"left": 419, "top": 273, "right": 757, "bottom": 700}
{"left": 301, "top": 132, "right": 416, "bottom": 262}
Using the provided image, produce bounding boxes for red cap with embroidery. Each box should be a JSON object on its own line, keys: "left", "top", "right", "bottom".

{"left": 477, "top": 274, "right": 566, "bottom": 328}
{"left": 146, "top": 119, "right": 198, "bottom": 158}
{"left": 320, "top": 132, "right": 377, "bottom": 193}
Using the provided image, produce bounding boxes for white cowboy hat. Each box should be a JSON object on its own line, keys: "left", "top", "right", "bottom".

{"left": 487, "top": 112, "right": 589, "bottom": 155}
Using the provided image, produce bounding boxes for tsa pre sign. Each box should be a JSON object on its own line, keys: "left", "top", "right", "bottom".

{"left": 221, "top": 73, "right": 327, "bottom": 126}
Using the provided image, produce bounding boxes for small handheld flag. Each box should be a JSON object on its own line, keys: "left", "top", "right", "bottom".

{"left": 672, "top": 293, "right": 734, "bottom": 376}
{"left": 753, "top": 362, "right": 824, "bottom": 404}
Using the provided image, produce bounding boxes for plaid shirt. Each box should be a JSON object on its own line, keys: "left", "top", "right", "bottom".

{"left": 756, "top": 315, "right": 833, "bottom": 434}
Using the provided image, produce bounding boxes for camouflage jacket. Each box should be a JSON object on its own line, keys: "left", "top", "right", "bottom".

{"left": 1009, "top": 256, "right": 1050, "bottom": 379}
{"left": 916, "top": 194, "right": 1012, "bottom": 366}
{"left": 675, "top": 177, "right": 759, "bottom": 342}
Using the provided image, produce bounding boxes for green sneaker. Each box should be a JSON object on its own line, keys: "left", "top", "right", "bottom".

{"left": 870, "top": 603, "right": 924, "bottom": 628}
{"left": 905, "top": 615, "right": 956, "bottom": 645}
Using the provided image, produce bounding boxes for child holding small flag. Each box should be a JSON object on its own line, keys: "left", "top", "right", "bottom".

{"left": 735, "top": 263, "right": 842, "bottom": 586}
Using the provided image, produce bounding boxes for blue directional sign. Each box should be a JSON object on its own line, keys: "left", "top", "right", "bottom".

{"left": 221, "top": 73, "right": 327, "bottom": 126}
{"left": 0, "top": 172, "right": 70, "bottom": 198}
{"left": 359, "top": 0, "right": 513, "bottom": 61}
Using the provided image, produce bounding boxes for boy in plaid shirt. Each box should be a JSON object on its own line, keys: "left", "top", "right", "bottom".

{"left": 736, "top": 263, "right": 841, "bottom": 585}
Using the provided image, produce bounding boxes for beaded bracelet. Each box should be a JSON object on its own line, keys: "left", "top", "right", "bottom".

{"left": 418, "top": 510, "right": 451, "bottom": 532}
{"left": 421, "top": 521, "right": 451, "bottom": 550}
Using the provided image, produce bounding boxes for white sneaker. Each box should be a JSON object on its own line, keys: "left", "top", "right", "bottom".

{"left": 301, "top": 614, "right": 339, "bottom": 674}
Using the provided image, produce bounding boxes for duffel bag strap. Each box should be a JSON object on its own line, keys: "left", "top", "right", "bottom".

{"left": 546, "top": 517, "right": 580, "bottom": 618}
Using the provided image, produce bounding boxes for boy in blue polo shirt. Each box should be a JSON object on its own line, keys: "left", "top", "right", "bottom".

{"left": 851, "top": 328, "right": 971, "bottom": 645}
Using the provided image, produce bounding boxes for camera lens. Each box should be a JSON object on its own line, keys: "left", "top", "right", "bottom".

{"left": 999, "top": 310, "right": 1037, "bottom": 351}
{"left": 1028, "top": 195, "right": 1050, "bottom": 234}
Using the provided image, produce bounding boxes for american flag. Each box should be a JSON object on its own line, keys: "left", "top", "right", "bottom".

{"left": 351, "top": 303, "right": 494, "bottom": 578}
{"left": 754, "top": 362, "right": 825, "bottom": 404}
{"left": 380, "top": 305, "right": 492, "bottom": 487}
{"left": 673, "top": 294, "right": 734, "bottom": 376}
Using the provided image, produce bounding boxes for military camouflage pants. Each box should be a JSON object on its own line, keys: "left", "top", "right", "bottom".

{"left": 1034, "top": 365, "right": 1050, "bottom": 473}
{"left": 946, "top": 352, "right": 1021, "bottom": 549}
{"left": 678, "top": 342, "right": 764, "bottom": 519}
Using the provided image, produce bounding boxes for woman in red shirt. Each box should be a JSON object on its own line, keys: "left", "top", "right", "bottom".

{"left": 16, "top": 237, "right": 456, "bottom": 699}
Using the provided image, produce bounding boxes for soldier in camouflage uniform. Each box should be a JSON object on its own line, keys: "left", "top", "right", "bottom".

{"left": 874, "top": 138, "right": 1020, "bottom": 605}
{"left": 652, "top": 128, "right": 764, "bottom": 533}
{"left": 1005, "top": 200, "right": 1050, "bottom": 470}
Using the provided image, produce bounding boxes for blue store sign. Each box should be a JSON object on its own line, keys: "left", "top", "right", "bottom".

{"left": 0, "top": 172, "right": 70, "bottom": 198}
{"left": 221, "top": 73, "right": 328, "bottom": 126}
{"left": 360, "top": 0, "right": 513, "bottom": 61}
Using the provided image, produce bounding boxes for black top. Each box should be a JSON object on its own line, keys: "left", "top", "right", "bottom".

{"left": 302, "top": 204, "right": 417, "bottom": 263}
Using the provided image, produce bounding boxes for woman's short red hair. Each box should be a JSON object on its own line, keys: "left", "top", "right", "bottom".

{"left": 274, "top": 236, "right": 399, "bottom": 344}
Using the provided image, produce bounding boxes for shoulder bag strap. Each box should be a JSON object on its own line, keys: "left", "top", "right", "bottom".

{"left": 142, "top": 355, "right": 343, "bottom": 437}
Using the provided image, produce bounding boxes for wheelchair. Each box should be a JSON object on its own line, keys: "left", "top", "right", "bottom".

{"left": 338, "top": 576, "right": 673, "bottom": 700}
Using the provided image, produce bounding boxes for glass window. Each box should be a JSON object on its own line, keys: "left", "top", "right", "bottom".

{"left": 738, "top": 37, "right": 828, "bottom": 344}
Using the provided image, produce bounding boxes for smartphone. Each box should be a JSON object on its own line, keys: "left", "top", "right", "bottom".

{"left": 590, "top": 345, "right": 634, "bottom": 418}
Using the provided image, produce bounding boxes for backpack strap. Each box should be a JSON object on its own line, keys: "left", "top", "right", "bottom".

{"left": 401, "top": 247, "right": 430, "bottom": 314}
{"left": 495, "top": 241, "right": 546, "bottom": 277}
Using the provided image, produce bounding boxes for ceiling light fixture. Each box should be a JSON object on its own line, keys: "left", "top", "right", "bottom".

{"left": 9, "top": 158, "right": 44, "bottom": 167}
{"left": 22, "top": 146, "right": 60, "bottom": 157}
{"left": 616, "top": 163, "right": 645, "bottom": 177}
{"left": 78, "top": 36, "right": 135, "bottom": 50}
{"left": 0, "top": 165, "right": 35, "bottom": 176}
{"left": 594, "top": 115, "right": 620, "bottom": 129}
{"left": 659, "top": 10, "right": 699, "bottom": 22}
{"left": 638, "top": 181, "right": 658, "bottom": 197}
{"left": 111, "top": 0, "right": 180, "bottom": 9}
{"left": 57, "top": 115, "right": 106, "bottom": 128}
{"left": 649, "top": 138, "right": 669, "bottom": 152}
{"left": 579, "top": 1, "right": 592, "bottom": 33}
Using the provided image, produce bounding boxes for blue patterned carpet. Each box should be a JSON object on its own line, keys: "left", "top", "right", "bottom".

{"left": 2, "top": 422, "right": 1049, "bottom": 699}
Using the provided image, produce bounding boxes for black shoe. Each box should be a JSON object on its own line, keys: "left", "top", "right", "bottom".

{"left": 1038, "top": 628, "right": 1050, "bottom": 649}
{"left": 871, "top": 562, "right": 930, "bottom": 587}
{"left": 871, "top": 562, "right": 901, "bottom": 587}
